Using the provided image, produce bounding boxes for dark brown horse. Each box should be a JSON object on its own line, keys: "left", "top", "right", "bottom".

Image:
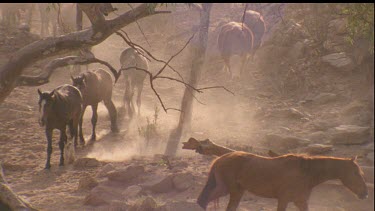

{"left": 37, "top": 84, "right": 83, "bottom": 169}
{"left": 217, "top": 10, "right": 266, "bottom": 78}
{"left": 197, "top": 151, "right": 368, "bottom": 211}
{"left": 217, "top": 22, "right": 254, "bottom": 78}
{"left": 71, "top": 68, "right": 119, "bottom": 144}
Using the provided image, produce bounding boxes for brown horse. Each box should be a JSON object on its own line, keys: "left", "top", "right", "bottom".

{"left": 197, "top": 151, "right": 368, "bottom": 211}
{"left": 217, "top": 22, "right": 254, "bottom": 79}
{"left": 37, "top": 84, "right": 83, "bottom": 169}
{"left": 71, "top": 68, "right": 119, "bottom": 144}
{"left": 243, "top": 10, "right": 266, "bottom": 59}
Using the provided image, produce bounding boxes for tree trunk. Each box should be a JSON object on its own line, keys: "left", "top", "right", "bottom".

{"left": 0, "top": 3, "right": 169, "bottom": 103}
{"left": 164, "top": 3, "right": 212, "bottom": 157}
{"left": 74, "top": 4, "right": 84, "bottom": 74}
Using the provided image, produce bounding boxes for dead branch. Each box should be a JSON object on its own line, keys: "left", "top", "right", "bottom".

{"left": 0, "top": 162, "right": 38, "bottom": 211}
{"left": 241, "top": 3, "right": 249, "bottom": 30}
{"left": 153, "top": 32, "right": 196, "bottom": 79}
{"left": 17, "top": 56, "right": 120, "bottom": 87}
{"left": 127, "top": 3, "right": 152, "bottom": 48}
{"left": 0, "top": 3, "right": 171, "bottom": 103}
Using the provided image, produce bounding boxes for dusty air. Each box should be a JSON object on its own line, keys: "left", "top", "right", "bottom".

{"left": 0, "top": 3, "right": 373, "bottom": 211}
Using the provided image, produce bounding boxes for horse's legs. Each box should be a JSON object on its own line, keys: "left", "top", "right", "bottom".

{"left": 78, "top": 105, "right": 87, "bottom": 145}
{"left": 104, "top": 99, "right": 119, "bottom": 133}
{"left": 222, "top": 55, "right": 232, "bottom": 78}
{"left": 294, "top": 200, "right": 309, "bottom": 211}
{"left": 136, "top": 84, "right": 143, "bottom": 116}
{"left": 45, "top": 128, "right": 53, "bottom": 169}
{"left": 91, "top": 104, "right": 98, "bottom": 141}
{"left": 59, "top": 127, "right": 67, "bottom": 166}
{"left": 239, "top": 53, "right": 249, "bottom": 77}
{"left": 277, "top": 198, "right": 289, "bottom": 211}
{"left": 68, "top": 119, "right": 74, "bottom": 139}
{"left": 226, "top": 189, "right": 244, "bottom": 211}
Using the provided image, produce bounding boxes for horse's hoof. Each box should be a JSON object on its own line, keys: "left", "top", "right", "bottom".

{"left": 44, "top": 165, "right": 51, "bottom": 170}
{"left": 111, "top": 127, "right": 120, "bottom": 133}
{"left": 90, "top": 136, "right": 96, "bottom": 141}
{"left": 59, "top": 163, "right": 64, "bottom": 166}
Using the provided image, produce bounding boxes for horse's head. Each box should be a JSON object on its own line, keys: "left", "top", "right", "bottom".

{"left": 340, "top": 156, "right": 368, "bottom": 200}
{"left": 37, "top": 88, "right": 55, "bottom": 127}
{"left": 71, "top": 75, "right": 86, "bottom": 91}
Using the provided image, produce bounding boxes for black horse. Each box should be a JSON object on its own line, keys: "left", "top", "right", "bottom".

{"left": 38, "top": 84, "right": 83, "bottom": 169}
{"left": 71, "top": 68, "right": 119, "bottom": 144}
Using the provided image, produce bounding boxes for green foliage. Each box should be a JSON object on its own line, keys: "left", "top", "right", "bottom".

{"left": 342, "top": 3, "right": 374, "bottom": 54}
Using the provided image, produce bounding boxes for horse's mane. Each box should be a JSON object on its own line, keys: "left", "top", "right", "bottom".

{"left": 277, "top": 154, "right": 364, "bottom": 178}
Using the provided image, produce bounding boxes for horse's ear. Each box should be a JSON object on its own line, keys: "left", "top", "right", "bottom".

{"left": 48, "top": 91, "right": 54, "bottom": 98}
{"left": 70, "top": 75, "right": 75, "bottom": 82}
{"left": 37, "top": 88, "right": 42, "bottom": 96}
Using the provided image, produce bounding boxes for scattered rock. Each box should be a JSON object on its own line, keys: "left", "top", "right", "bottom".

{"left": 321, "top": 52, "right": 354, "bottom": 71}
{"left": 165, "top": 201, "right": 204, "bottom": 211}
{"left": 107, "top": 165, "right": 145, "bottom": 182}
{"left": 78, "top": 175, "right": 98, "bottom": 191}
{"left": 84, "top": 192, "right": 109, "bottom": 206}
{"left": 144, "top": 175, "right": 174, "bottom": 193}
{"left": 300, "top": 144, "right": 333, "bottom": 155}
{"left": 328, "top": 18, "right": 348, "bottom": 35}
{"left": 84, "top": 185, "right": 122, "bottom": 206}
{"left": 96, "top": 163, "right": 116, "bottom": 178}
{"left": 312, "top": 93, "right": 339, "bottom": 105}
{"left": 172, "top": 172, "right": 194, "bottom": 192}
{"left": 74, "top": 157, "right": 100, "bottom": 168}
{"left": 263, "top": 134, "right": 310, "bottom": 151}
{"left": 288, "top": 41, "right": 305, "bottom": 61}
{"left": 330, "top": 125, "right": 371, "bottom": 145}
{"left": 307, "top": 131, "right": 328, "bottom": 143}
{"left": 109, "top": 201, "right": 130, "bottom": 211}
{"left": 129, "top": 196, "right": 163, "bottom": 211}
{"left": 122, "top": 185, "right": 142, "bottom": 198}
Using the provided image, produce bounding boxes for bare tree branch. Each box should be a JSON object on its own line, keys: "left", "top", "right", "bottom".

{"left": 241, "top": 3, "right": 249, "bottom": 30}
{"left": 17, "top": 56, "right": 120, "bottom": 86}
{"left": 127, "top": 3, "right": 152, "bottom": 48}
{"left": 0, "top": 3, "right": 171, "bottom": 103}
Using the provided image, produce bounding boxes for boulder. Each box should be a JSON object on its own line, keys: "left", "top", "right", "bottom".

{"left": 107, "top": 165, "right": 145, "bottom": 182}
{"left": 321, "top": 52, "right": 354, "bottom": 71}
{"left": 74, "top": 157, "right": 100, "bottom": 168}
{"left": 78, "top": 175, "right": 98, "bottom": 191}
{"left": 122, "top": 185, "right": 142, "bottom": 198}
{"left": 312, "top": 93, "right": 339, "bottom": 105}
{"left": 300, "top": 144, "right": 333, "bottom": 155}
{"left": 172, "top": 172, "right": 194, "bottom": 192}
{"left": 263, "top": 134, "right": 310, "bottom": 151}
{"left": 330, "top": 125, "right": 371, "bottom": 145}
{"left": 96, "top": 163, "right": 116, "bottom": 178}
{"left": 144, "top": 175, "right": 174, "bottom": 193}
{"left": 165, "top": 201, "right": 204, "bottom": 211}
{"left": 84, "top": 185, "right": 122, "bottom": 206}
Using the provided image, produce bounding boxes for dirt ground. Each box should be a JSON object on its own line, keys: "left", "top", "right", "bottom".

{"left": 0, "top": 3, "right": 374, "bottom": 211}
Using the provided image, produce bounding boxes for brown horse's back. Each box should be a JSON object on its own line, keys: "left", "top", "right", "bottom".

{"left": 244, "top": 10, "right": 266, "bottom": 49}
{"left": 81, "top": 68, "right": 113, "bottom": 105}
{"left": 217, "top": 22, "right": 254, "bottom": 57}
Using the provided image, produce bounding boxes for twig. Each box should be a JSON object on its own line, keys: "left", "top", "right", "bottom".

{"left": 241, "top": 3, "right": 249, "bottom": 30}
{"left": 153, "top": 31, "right": 196, "bottom": 79}
{"left": 127, "top": 3, "right": 152, "bottom": 48}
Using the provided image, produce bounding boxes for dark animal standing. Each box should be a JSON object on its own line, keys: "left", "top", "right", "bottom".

{"left": 197, "top": 151, "right": 368, "bottom": 211}
{"left": 217, "top": 10, "right": 266, "bottom": 78}
{"left": 71, "top": 68, "right": 119, "bottom": 143}
{"left": 119, "top": 47, "right": 148, "bottom": 118}
{"left": 37, "top": 84, "right": 83, "bottom": 169}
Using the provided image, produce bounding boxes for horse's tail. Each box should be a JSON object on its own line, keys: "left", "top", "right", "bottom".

{"left": 197, "top": 165, "right": 217, "bottom": 210}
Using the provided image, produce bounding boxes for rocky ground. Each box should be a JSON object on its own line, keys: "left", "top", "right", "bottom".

{"left": 0, "top": 3, "right": 374, "bottom": 211}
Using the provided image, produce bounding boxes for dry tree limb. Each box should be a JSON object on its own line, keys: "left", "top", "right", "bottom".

{"left": 0, "top": 162, "right": 38, "bottom": 211}
{"left": 127, "top": 3, "right": 152, "bottom": 48}
{"left": 17, "top": 56, "right": 120, "bottom": 87}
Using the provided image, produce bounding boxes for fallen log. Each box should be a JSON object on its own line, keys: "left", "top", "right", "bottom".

{"left": 0, "top": 162, "right": 38, "bottom": 211}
